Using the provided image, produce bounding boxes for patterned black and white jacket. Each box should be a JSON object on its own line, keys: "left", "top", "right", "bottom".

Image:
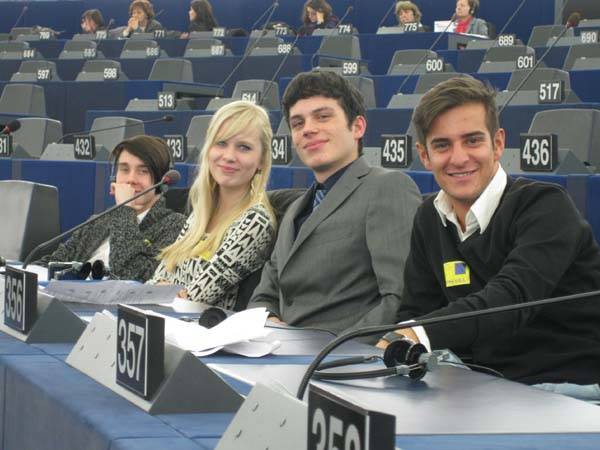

{"left": 35, "top": 197, "right": 186, "bottom": 282}
{"left": 149, "top": 204, "right": 275, "bottom": 309}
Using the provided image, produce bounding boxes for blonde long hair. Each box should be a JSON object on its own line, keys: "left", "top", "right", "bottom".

{"left": 160, "top": 101, "right": 275, "bottom": 272}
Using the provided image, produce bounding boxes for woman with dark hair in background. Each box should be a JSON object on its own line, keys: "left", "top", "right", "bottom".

{"left": 122, "top": 0, "right": 163, "bottom": 37}
{"left": 189, "top": 0, "right": 218, "bottom": 31}
{"left": 298, "top": 0, "right": 339, "bottom": 36}
{"left": 180, "top": 0, "right": 218, "bottom": 38}
{"left": 81, "top": 9, "right": 105, "bottom": 34}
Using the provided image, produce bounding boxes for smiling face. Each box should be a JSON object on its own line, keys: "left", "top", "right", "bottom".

{"left": 288, "top": 96, "right": 365, "bottom": 183}
{"left": 416, "top": 102, "right": 504, "bottom": 218}
{"left": 207, "top": 122, "right": 263, "bottom": 198}
{"left": 115, "top": 149, "right": 160, "bottom": 213}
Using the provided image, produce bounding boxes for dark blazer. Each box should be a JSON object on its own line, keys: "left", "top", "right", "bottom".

{"left": 249, "top": 157, "right": 422, "bottom": 338}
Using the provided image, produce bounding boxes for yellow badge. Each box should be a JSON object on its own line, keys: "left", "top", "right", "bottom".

{"left": 443, "top": 261, "right": 471, "bottom": 287}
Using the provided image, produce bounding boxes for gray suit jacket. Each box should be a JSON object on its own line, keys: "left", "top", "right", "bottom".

{"left": 249, "top": 157, "right": 421, "bottom": 337}
{"left": 467, "top": 18, "right": 488, "bottom": 36}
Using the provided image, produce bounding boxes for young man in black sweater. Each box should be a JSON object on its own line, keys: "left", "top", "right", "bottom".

{"left": 378, "top": 76, "right": 600, "bottom": 400}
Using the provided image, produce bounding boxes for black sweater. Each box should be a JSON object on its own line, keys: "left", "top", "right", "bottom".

{"left": 399, "top": 177, "right": 600, "bottom": 384}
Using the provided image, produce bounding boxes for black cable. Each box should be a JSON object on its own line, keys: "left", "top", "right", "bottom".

{"left": 296, "top": 289, "right": 600, "bottom": 399}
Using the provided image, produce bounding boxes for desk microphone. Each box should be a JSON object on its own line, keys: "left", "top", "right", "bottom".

{"left": 250, "top": 1, "right": 278, "bottom": 31}
{"left": 376, "top": 0, "right": 398, "bottom": 30}
{"left": 394, "top": 12, "right": 457, "bottom": 95}
{"left": 11, "top": 6, "right": 28, "bottom": 30}
{"left": 216, "top": 1, "right": 279, "bottom": 97}
{"left": 1, "top": 120, "right": 21, "bottom": 135}
{"left": 296, "top": 288, "right": 600, "bottom": 399}
{"left": 21, "top": 169, "right": 181, "bottom": 269}
{"left": 56, "top": 115, "right": 174, "bottom": 144}
{"left": 498, "top": 21, "right": 573, "bottom": 114}
{"left": 260, "top": 22, "right": 304, "bottom": 106}
{"left": 310, "top": 5, "right": 353, "bottom": 69}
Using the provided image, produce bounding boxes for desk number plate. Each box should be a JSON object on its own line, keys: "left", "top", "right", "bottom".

{"left": 116, "top": 305, "right": 164, "bottom": 399}
{"left": 520, "top": 133, "right": 558, "bottom": 172}
{"left": 308, "top": 385, "right": 395, "bottom": 450}
{"left": 165, "top": 134, "right": 187, "bottom": 162}
{"left": 4, "top": 266, "right": 37, "bottom": 334}
{"left": 74, "top": 135, "right": 96, "bottom": 160}
{"left": 380, "top": 134, "right": 412, "bottom": 169}
{"left": 271, "top": 135, "right": 291, "bottom": 165}
{"left": 0, "top": 135, "right": 13, "bottom": 157}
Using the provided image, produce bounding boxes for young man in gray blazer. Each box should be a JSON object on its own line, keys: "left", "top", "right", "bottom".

{"left": 249, "top": 71, "right": 421, "bottom": 339}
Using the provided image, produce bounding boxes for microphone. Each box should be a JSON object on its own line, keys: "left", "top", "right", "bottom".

{"left": 260, "top": 23, "right": 304, "bottom": 106}
{"left": 376, "top": 0, "right": 397, "bottom": 30}
{"left": 12, "top": 6, "right": 28, "bottom": 30}
{"left": 1, "top": 120, "right": 21, "bottom": 135}
{"left": 217, "top": 1, "right": 279, "bottom": 96}
{"left": 394, "top": 12, "right": 457, "bottom": 95}
{"left": 494, "top": 0, "right": 528, "bottom": 39}
{"left": 105, "top": 18, "right": 115, "bottom": 32}
{"left": 310, "top": 6, "right": 353, "bottom": 69}
{"left": 154, "top": 9, "right": 165, "bottom": 19}
{"left": 250, "top": 1, "right": 278, "bottom": 31}
{"left": 21, "top": 169, "right": 181, "bottom": 269}
{"left": 498, "top": 20, "right": 573, "bottom": 114}
{"left": 56, "top": 115, "right": 174, "bottom": 144}
{"left": 296, "top": 288, "right": 600, "bottom": 399}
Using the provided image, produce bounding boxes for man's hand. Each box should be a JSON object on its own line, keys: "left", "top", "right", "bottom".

{"left": 111, "top": 182, "right": 145, "bottom": 212}
{"left": 268, "top": 315, "right": 287, "bottom": 325}
{"left": 376, "top": 327, "right": 420, "bottom": 349}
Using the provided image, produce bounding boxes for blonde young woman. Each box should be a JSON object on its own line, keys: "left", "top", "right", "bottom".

{"left": 149, "top": 101, "right": 276, "bottom": 308}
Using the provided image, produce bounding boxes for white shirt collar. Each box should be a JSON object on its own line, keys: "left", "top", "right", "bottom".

{"left": 433, "top": 165, "right": 507, "bottom": 241}
{"left": 137, "top": 209, "right": 150, "bottom": 224}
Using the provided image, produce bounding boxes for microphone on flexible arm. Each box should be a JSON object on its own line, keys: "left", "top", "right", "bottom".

{"left": 310, "top": 5, "right": 353, "bottom": 69}
{"left": 105, "top": 18, "right": 115, "bottom": 32}
{"left": 154, "top": 9, "right": 165, "bottom": 19}
{"left": 493, "top": 0, "right": 528, "bottom": 41}
{"left": 216, "top": 1, "right": 279, "bottom": 98}
{"left": 498, "top": 19, "right": 575, "bottom": 114}
{"left": 376, "top": 0, "right": 398, "bottom": 30}
{"left": 250, "top": 1, "right": 278, "bottom": 31}
{"left": 55, "top": 115, "right": 174, "bottom": 144}
{"left": 391, "top": 11, "right": 457, "bottom": 96}
{"left": 295, "top": 288, "right": 600, "bottom": 399}
{"left": 11, "top": 6, "right": 28, "bottom": 30}
{"left": 259, "top": 22, "right": 304, "bottom": 106}
{"left": 1, "top": 120, "right": 21, "bottom": 135}
{"left": 21, "top": 169, "right": 181, "bottom": 269}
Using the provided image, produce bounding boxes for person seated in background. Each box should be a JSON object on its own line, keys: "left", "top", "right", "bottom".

{"left": 248, "top": 71, "right": 421, "bottom": 340}
{"left": 298, "top": 0, "right": 339, "bottom": 36}
{"left": 377, "top": 77, "right": 600, "bottom": 401}
{"left": 180, "top": 0, "right": 218, "bottom": 39}
{"left": 149, "top": 101, "right": 276, "bottom": 309}
{"left": 452, "top": 0, "right": 488, "bottom": 37}
{"left": 122, "top": 0, "right": 163, "bottom": 37}
{"left": 395, "top": 1, "right": 425, "bottom": 32}
{"left": 35, "top": 135, "right": 186, "bottom": 282}
{"left": 80, "top": 9, "right": 105, "bottom": 34}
